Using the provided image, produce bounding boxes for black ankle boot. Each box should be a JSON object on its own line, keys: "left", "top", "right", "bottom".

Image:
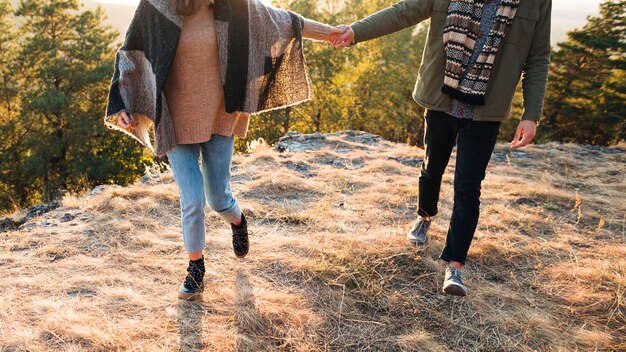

{"left": 231, "top": 213, "right": 249, "bottom": 258}
{"left": 178, "top": 257, "right": 205, "bottom": 301}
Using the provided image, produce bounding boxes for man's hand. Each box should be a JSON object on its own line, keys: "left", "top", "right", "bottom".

{"left": 332, "top": 25, "right": 355, "bottom": 48}
{"left": 118, "top": 112, "right": 138, "bottom": 130}
{"left": 326, "top": 25, "right": 351, "bottom": 45}
{"left": 511, "top": 120, "right": 537, "bottom": 149}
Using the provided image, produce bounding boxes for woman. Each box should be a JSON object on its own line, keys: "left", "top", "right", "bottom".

{"left": 105, "top": 0, "right": 344, "bottom": 300}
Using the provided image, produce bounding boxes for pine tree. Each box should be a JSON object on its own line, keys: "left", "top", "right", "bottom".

{"left": 0, "top": 0, "right": 22, "bottom": 211}
{"left": 0, "top": 0, "right": 150, "bottom": 212}
{"left": 544, "top": 0, "right": 626, "bottom": 145}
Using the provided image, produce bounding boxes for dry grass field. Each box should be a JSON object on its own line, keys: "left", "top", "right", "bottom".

{"left": 1, "top": 131, "right": 624, "bottom": 351}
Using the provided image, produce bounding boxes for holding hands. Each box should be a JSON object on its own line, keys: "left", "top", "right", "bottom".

{"left": 330, "top": 25, "right": 355, "bottom": 48}
{"left": 322, "top": 24, "right": 354, "bottom": 48}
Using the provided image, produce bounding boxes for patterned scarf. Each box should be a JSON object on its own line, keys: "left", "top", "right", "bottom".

{"left": 442, "top": 0, "right": 520, "bottom": 105}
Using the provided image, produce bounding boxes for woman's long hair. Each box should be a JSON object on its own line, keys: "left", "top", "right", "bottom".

{"left": 176, "top": 0, "right": 213, "bottom": 16}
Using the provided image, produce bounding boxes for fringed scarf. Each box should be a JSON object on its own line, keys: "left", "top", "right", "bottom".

{"left": 104, "top": 0, "right": 311, "bottom": 156}
{"left": 442, "top": 0, "right": 520, "bottom": 105}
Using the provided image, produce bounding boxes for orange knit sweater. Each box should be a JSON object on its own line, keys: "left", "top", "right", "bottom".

{"left": 163, "top": 4, "right": 332, "bottom": 145}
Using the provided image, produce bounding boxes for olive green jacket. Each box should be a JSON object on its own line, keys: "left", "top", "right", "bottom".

{"left": 351, "top": 0, "right": 552, "bottom": 122}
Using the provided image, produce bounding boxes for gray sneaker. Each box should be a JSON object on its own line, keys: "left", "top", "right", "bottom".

{"left": 443, "top": 267, "right": 468, "bottom": 296}
{"left": 406, "top": 218, "right": 430, "bottom": 245}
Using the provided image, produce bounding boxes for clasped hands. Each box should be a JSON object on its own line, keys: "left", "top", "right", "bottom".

{"left": 326, "top": 25, "right": 355, "bottom": 48}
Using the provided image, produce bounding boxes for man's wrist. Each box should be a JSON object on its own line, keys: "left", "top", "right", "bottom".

{"left": 522, "top": 118, "right": 540, "bottom": 127}
{"left": 349, "top": 24, "right": 360, "bottom": 46}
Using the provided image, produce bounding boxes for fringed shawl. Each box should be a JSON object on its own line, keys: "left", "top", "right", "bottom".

{"left": 104, "top": 0, "right": 311, "bottom": 156}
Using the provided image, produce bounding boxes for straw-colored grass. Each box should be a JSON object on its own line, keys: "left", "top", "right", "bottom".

{"left": 0, "top": 133, "right": 624, "bottom": 351}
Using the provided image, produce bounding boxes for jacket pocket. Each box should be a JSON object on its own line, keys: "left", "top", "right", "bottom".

{"left": 505, "top": 6, "right": 540, "bottom": 47}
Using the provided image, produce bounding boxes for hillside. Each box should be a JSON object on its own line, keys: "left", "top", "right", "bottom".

{"left": 0, "top": 131, "right": 624, "bottom": 351}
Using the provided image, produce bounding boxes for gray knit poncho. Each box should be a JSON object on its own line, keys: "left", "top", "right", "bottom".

{"left": 105, "top": 0, "right": 311, "bottom": 156}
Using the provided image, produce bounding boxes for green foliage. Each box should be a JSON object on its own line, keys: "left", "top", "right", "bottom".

{"left": 541, "top": 0, "right": 626, "bottom": 145}
{"left": 0, "top": 0, "right": 20, "bottom": 211}
{"left": 0, "top": 0, "right": 149, "bottom": 213}
{"left": 239, "top": 0, "right": 427, "bottom": 151}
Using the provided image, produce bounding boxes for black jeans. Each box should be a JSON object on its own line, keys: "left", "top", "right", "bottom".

{"left": 418, "top": 110, "right": 501, "bottom": 264}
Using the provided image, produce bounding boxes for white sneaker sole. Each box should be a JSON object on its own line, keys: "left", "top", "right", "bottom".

{"left": 178, "top": 292, "right": 202, "bottom": 301}
{"left": 406, "top": 234, "right": 426, "bottom": 245}
{"left": 443, "top": 282, "right": 468, "bottom": 296}
{"left": 178, "top": 283, "right": 203, "bottom": 301}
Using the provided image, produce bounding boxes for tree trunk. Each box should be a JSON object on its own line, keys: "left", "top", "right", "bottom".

{"left": 283, "top": 107, "right": 291, "bottom": 134}
{"left": 314, "top": 110, "right": 321, "bottom": 133}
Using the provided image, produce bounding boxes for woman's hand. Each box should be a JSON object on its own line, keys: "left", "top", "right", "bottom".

{"left": 118, "top": 112, "right": 138, "bottom": 130}
{"left": 332, "top": 25, "right": 355, "bottom": 48}
{"left": 327, "top": 25, "right": 351, "bottom": 45}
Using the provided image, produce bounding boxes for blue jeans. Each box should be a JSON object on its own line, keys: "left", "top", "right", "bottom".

{"left": 167, "top": 135, "right": 242, "bottom": 253}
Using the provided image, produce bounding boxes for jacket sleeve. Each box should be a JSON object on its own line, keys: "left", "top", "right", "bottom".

{"left": 350, "top": 0, "right": 435, "bottom": 44}
{"left": 521, "top": 0, "right": 552, "bottom": 122}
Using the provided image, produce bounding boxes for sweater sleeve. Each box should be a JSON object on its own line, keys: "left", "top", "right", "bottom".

{"left": 351, "top": 0, "right": 435, "bottom": 44}
{"left": 302, "top": 18, "right": 333, "bottom": 41}
{"left": 521, "top": 0, "right": 552, "bottom": 122}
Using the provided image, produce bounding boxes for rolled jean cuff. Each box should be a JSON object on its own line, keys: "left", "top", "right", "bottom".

{"left": 217, "top": 202, "right": 242, "bottom": 224}
{"left": 185, "top": 242, "right": 206, "bottom": 254}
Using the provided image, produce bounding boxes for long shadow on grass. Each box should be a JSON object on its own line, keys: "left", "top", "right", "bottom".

{"left": 178, "top": 298, "right": 204, "bottom": 351}
{"left": 235, "top": 269, "right": 265, "bottom": 351}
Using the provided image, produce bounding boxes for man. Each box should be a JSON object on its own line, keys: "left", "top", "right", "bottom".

{"left": 333, "top": 0, "right": 551, "bottom": 296}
